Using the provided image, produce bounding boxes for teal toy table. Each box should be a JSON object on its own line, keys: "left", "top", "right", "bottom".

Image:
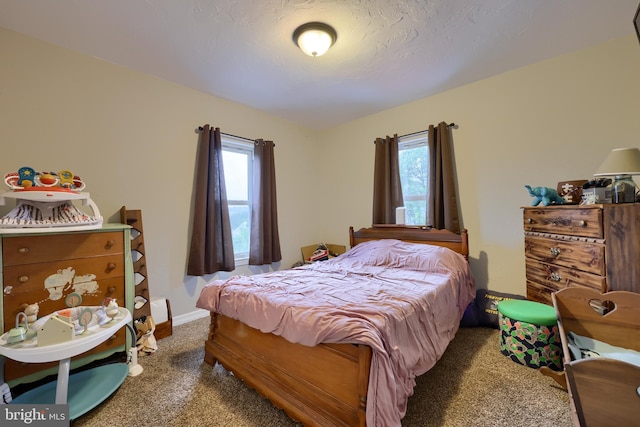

{"left": 0, "top": 307, "right": 131, "bottom": 419}
{"left": 11, "top": 363, "right": 128, "bottom": 419}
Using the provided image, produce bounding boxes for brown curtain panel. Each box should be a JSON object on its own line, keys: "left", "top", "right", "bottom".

{"left": 372, "top": 134, "right": 404, "bottom": 224}
{"left": 187, "top": 125, "right": 235, "bottom": 275}
{"left": 427, "top": 122, "right": 460, "bottom": 233}
{"left": 249, "top": 139, "right": 282, "bottom": 265}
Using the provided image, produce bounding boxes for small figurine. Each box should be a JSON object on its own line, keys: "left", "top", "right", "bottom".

{"left": 525, "top": 185, "right": 565, "bottom": 206}
{"left": 105, "top": 298, "right": 119, "bottom": 322}
{"left": 23, "top": 303, "right": 39, "bottom": 323}
{"left": 79, "top": 308, "right": 94, "bottom": 334}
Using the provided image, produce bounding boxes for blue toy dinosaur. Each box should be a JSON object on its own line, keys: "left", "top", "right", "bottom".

{"left": 525, "top": 185, "right": 565, "bottom": 206}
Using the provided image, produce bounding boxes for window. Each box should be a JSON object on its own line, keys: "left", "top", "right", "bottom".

{"left": 398, "top": 131, "right": 429, "bottom": 225}
{"left": 221, "top": 136, "right": 253, "bottom": 264}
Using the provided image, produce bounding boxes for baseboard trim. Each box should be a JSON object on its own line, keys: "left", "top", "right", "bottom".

{"left": 173, "top": 308, "right": 210, "bottom": 326}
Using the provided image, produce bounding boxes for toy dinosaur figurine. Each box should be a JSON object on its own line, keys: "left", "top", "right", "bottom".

{"left": 525, "top": 185, "right": 565, "bottom": 206}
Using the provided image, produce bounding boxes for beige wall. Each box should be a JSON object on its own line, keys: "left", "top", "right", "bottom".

{"left": 2, "top": 27, "right": 640, "bottom": 320}
{"left": 0, "top": 28, "right": 326, "bottom": 320}
{"left": 317, "top": 35, "right": 640, "bottom": 295}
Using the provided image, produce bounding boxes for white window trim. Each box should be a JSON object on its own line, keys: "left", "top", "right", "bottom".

{"left": 221, "top": 135, "right": 254, "bottom": 265}
{"left": 398, "top": 131, "right": 428, "bottom": 149}
{"left": 398, "top": 131, "right": 429, "bottom": 226}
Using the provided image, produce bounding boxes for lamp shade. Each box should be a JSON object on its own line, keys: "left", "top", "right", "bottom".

{"left": 594, "top": 148, "right": 640, "bottom": 176}
{"left": 293, "top": 22, "right": 337, "bottom": 57}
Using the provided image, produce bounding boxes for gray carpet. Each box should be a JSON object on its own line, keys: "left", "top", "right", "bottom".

{"left": 72, "top": 317, "right": 572, "bottom": 426}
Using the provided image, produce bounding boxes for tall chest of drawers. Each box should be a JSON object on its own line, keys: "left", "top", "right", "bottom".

{"left": 0, "top": 224, "right": 133, "bottom": 384}
{"left": 523, "top": 204, "right": 640, "bottom": 305}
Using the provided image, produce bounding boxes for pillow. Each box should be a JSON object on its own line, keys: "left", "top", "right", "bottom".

{"left": 338, "top": 239, "right": 464, "bottom": 273}
{"left": 460, "top": 289, "right": 526, "bottom": 328}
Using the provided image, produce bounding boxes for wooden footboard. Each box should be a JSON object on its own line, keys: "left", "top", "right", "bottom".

{"left": 204, "top": 312, "right": 371, "bottom": 427}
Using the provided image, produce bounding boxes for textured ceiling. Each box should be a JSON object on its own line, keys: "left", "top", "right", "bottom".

{"left": 1, "top": 0, "right": 638, "bottom": 129}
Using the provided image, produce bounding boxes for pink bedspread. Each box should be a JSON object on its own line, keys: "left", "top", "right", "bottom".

{"left": 196, "top": 239, "right": 475, "bottom": 427}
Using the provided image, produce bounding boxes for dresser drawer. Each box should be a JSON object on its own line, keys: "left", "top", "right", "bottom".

{"left": 2, "top": 254, "right": 124, "bottom": 292}
{"left": 524, "top": 235, "right": 605, "bottom": 275}
{"left": 525, "top": 258, "right": 606, "bottom": 292}
{"left": 526, "top": 280, "right": 558, "bottom": 305}
{"left": 2, "top": 232, "right": 124, "bottom": 266}
{"left": 2, "top": 276, "right": 124, "bottom": 329}
{"left": 523, "top": 208, "right": 602, "bottom": 239}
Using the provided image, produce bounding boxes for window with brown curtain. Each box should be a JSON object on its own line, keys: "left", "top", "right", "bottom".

{"left": 249, "top": 139, "right": 282, "bottom": 265}
{"left": 187, "top": 125, "right": 235, "bottom": 275}
{"left": 373, "top": 122, "right": 460, "bottom": 233}
{"left": 372, "top": 134, "right": 404, "bottom": 225}
{"left": 426, "top": 122, "right": 460, "bottom": 233}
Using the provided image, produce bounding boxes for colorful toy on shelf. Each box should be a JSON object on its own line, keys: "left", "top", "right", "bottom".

{"left": 17, "top": 167, "right": 36, "bottom": 188}
{"left": 0, "top": 166, "right": 102, "bottom": 233}
{"left": 4, "top": 167, "right": 86, "bottom": 192}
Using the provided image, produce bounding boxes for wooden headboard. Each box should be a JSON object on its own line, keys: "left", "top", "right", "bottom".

{"left": 349, "top": 225, "right": 469, "bottom": 260}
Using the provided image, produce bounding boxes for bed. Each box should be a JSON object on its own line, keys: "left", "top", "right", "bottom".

{"left": 196, "top": 225, "right": 475, "bottom": 427}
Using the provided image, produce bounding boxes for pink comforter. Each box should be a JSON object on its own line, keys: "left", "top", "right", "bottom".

{"left": 196, "top": 239, "right": 475, "bottom": 427}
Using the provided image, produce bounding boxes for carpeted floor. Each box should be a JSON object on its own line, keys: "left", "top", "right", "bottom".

{"left": 71, "top": 317, "right": 572, "bottom": 426}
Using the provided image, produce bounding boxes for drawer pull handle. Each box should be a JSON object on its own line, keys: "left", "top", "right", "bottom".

{"left": 106, "top": 240, "right": 116, "bottom": 248}
{"left": 106, "top": 286, "right": 116, "bottom": 296}
{"left": 18, "top": 276, "right": 29, "bottom": 283}
{"left": 107, "top": 263, "right": 116, "bottom": 271}
{"left": 107, "top": 335, "right": 117, "bottom": 342}
{"left": 527, "top": 218, "right": 534, "bottom": 224}
{"left": 550, "top": 247, "right": 561, "bottom": 257}
{"left": 550, "top": 272, "right": 562, "bottom": 282}
{"left": 18, "top": 247, "right": 29, "bottom": 254}
{"left": 579, "top": 220, "right": 586, "bottom": 227}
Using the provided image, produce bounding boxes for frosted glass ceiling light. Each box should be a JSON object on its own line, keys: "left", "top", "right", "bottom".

{"left": 293, "top": 22, "right": 337, "bottom": 57}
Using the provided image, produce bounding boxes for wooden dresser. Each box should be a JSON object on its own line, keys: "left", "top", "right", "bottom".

{"left": 523, "top": 204, "right": 640, "bottom": 305}
{"left": 0, "top": 224, "right": 133, "bottom": 384}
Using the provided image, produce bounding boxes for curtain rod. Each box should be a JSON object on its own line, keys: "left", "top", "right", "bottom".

{"left": 196, "top": 126, "right": 256, "bottom": 143}
{"left": 398, "top": 123, "right": 457, "bottom": 139}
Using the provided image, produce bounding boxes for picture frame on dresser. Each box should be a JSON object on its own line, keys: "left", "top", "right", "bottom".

{"left": 523, "top": 204, "right": 640, "bottom": 305}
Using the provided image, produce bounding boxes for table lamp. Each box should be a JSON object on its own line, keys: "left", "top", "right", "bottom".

{"left": 593, "top": 148, "right": 640, "bottom": 203}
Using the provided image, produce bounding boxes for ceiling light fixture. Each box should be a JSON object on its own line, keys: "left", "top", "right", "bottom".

{"left": 293, "top": 22, "right": 337, "bottom": 57}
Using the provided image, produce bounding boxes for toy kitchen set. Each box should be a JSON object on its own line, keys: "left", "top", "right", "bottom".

{"left": 0, "top": 167, "right": 102, "bottom": 232}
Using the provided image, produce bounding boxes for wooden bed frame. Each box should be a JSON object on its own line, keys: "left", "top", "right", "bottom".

{"left": 203, "top": 225, "right": 469, "bottom": 427}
